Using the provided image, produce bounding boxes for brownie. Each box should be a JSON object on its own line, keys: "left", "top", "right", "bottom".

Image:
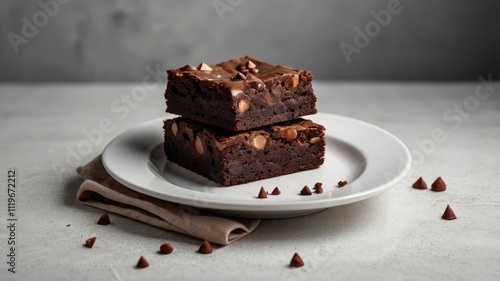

{"left": 165, "top": 55, "right": 317, "bottom": 131}
{"left": 163, "top": 117, "right": 325, "bottom": 186}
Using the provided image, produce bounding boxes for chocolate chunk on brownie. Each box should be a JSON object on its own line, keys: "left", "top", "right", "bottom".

{"left": 164, "top": 117, "right": 325, "bottom": 186}
{"left": 165, "top": 55, "right": 317, "bottom": 131}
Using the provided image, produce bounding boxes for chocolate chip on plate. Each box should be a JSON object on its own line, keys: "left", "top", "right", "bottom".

{"left": 337, "top": 180, "right": 347, "bottom": 187}
{"left": 270, "top": 187, "right": 281, "bottom": 195}
{"left": 300, "top": 185, "right": 312, "bottom": 196}
{"left": 313, "top": 182, "right": 323, "bottom": 194}
{"left": 257, "top": 187, "right": 268, "bottom": 199}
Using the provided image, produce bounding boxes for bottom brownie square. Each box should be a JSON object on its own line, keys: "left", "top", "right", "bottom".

{"left": 163, "top": 117, "right": 325, "bottom": 186}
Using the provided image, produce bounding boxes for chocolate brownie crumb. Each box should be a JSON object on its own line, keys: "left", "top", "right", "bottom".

{"left": 441, "top": 205, "right": 457, "bottom": 220}
{"left": 337, "top": 181, "right": 347, "bottom": 187}
{"left": 85, "top": 237, "right": 96, "bottom": 248}
{"left": 412, "top": 177, "right": 428, "bottom": 189}
{"left": 97, "top": 213, "right": 111, "bottom": 225}
{"left": 431, "top": 177, "right": 446, "bottom": 192}
{"left": 198, "top": 240, "right": 213, "bottom": 254}
{"left": 136, "top": 256, "right": 149, "bottom": 268}
{"left": 257, "top": 187, "right": 268, "bottom": 199}
{"left": 290, "top": 253, "right": 304, "bottom": 267}
{"left": 160, "top": 242, "right": 174, "bottom": 254}
{"left": 300, "top": 185, "right": 312, "bottom": 196}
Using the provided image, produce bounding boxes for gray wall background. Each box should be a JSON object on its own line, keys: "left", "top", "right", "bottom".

{"left": 1, "top": 0, "right": 499, "bottom": 81}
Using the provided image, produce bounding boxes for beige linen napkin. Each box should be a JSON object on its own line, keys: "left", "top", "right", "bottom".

{"left": 76, "top": 155, "right": 259, "bottom": 245}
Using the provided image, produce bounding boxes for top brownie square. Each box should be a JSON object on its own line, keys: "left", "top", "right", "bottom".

{"left": 165, "top": 55, "right": 317, "bottom": 131}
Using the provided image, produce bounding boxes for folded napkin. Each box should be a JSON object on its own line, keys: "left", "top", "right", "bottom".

{"left": 76, "top": 155, "right": 259, "bottom": 245}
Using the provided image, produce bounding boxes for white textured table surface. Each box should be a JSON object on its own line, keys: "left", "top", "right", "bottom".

{"left": 1, "top": 82, "right": 499, "bottom": 281}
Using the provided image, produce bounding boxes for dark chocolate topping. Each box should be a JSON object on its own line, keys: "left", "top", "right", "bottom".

{"left": 168, "top": 55, "right": 301, "bottom": 92}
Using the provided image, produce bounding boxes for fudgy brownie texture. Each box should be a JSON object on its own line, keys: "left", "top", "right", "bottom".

{"left": 165, "top": 55, "right": 317, "bottom": 131}
{"left": 164, "top": 117, "right": 325, "bottom": 186}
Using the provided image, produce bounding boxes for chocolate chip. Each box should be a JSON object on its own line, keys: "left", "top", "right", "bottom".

{"left": 236, "top": 64, "right": 247, "bottom": 71}
{"left": 257, "top": 187, "right": 267, "bottom": 199}
{"left": 337, "top": 181, "right": 347, "bottom": 187}
{"left": 231, "top": 72, "right": 247, "bottom": 80}
{"left": 441, "top": 205, "right": 457, "bottom": 220}
{"left": 249, "top": 80, "right": 262, "bottom": 89}
{"left": 300, "top": 185, "right": 312, "bottom": 196}
{"left": 97, "top": 213, "right": 111, "bottom": 225}
{"left": 179, "top": 64, "right": 196, "bottom": 71}
{"left": 198, "top": 240, "right": 213, "bottom": 254}
{"left": 237, "top": 61, "right": 259, "bottom": 74}
{"left": 136, "top": 256, "right": 149, "bottom": 268}
{"left": 85, "top": 237, "right": 96, "bottom": 248}
{"left": 270, "top": 187, "right": 281, "bottom": 195}
{"left": 290, "top": 253, "right": 304, "bottom": 267}
{"left": 160, "top": 242, "right": 174, "bottom": 254}
{"left": 412, "top": 177, "right": 427, "bottom": 189}
{"left": 314, "top": 182, "right": 323, "bottom": 194}
{"left": 431, "top": 177, "right": 446, "bottom": 192}
{"left": 249, "top": 68, "right": 259, "bottom": 74}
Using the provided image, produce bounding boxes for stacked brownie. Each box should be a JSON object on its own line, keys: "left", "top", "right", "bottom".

{"left": 163, "top": 55, "right": 325, "bottom": 186}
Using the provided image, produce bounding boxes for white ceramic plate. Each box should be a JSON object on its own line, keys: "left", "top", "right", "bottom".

{"left": 103, "top": 113, "right": 411, "bottom": 219}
